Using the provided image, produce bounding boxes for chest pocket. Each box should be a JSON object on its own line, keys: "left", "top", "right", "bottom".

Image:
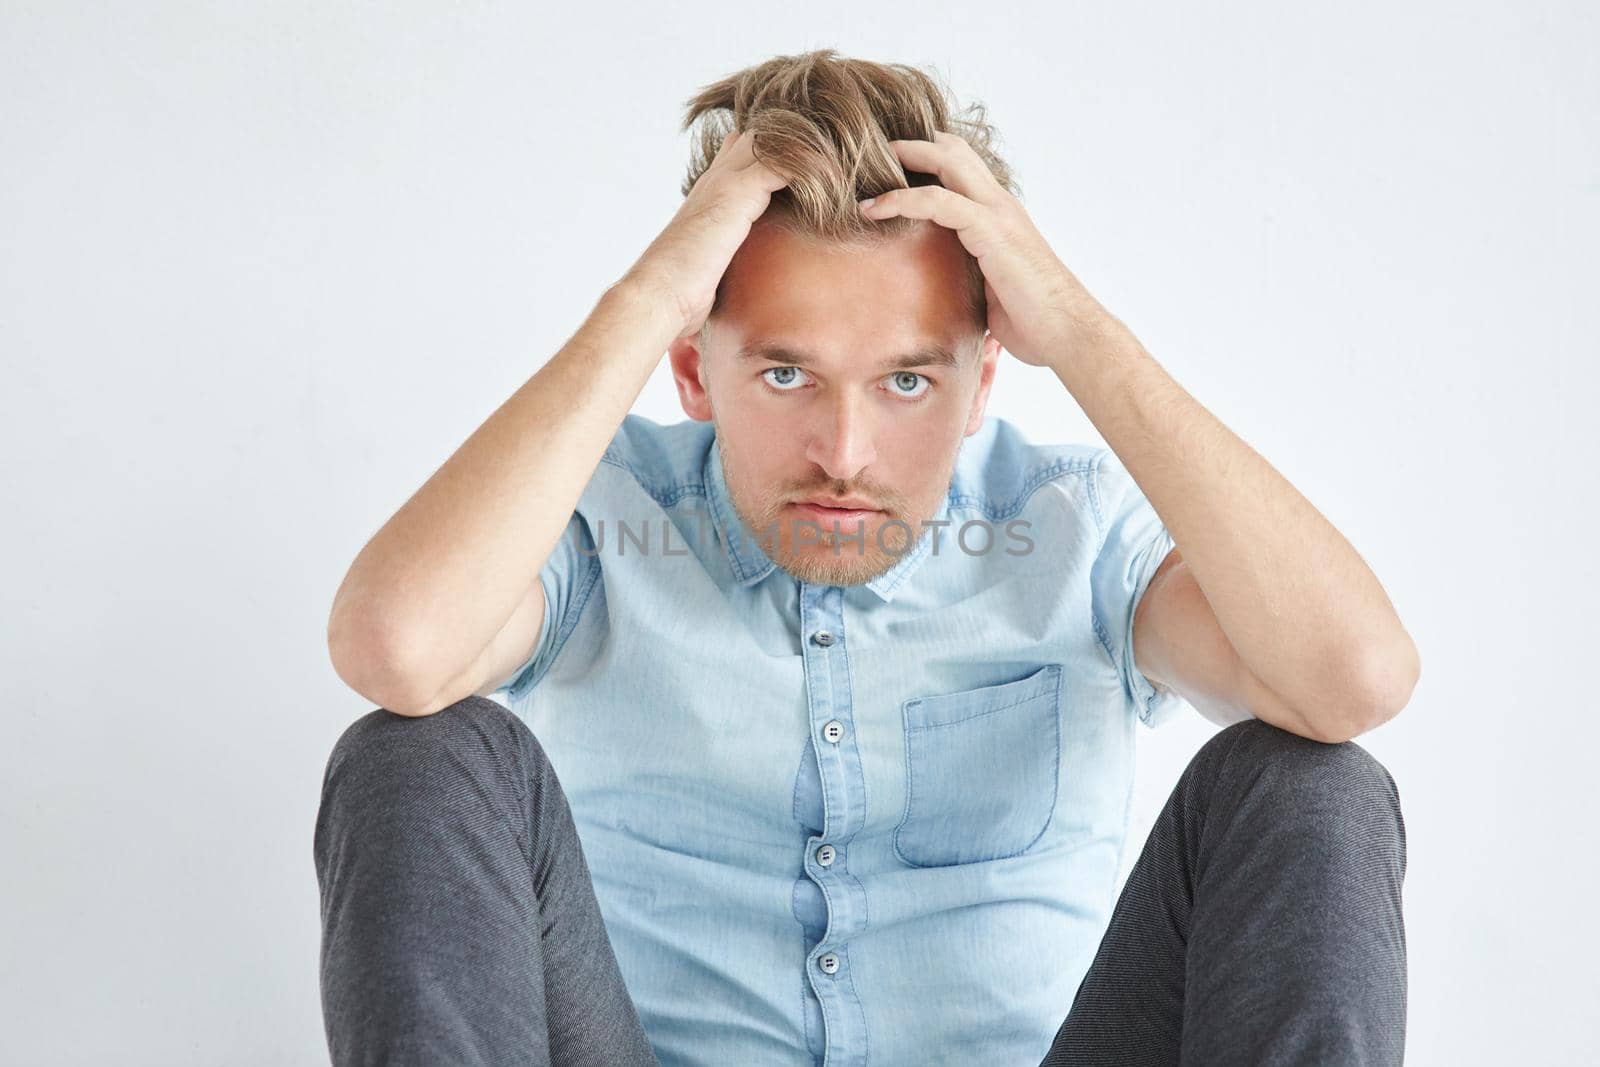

{"left": 894, "top": 663, "right": 1063, "bottom": 868}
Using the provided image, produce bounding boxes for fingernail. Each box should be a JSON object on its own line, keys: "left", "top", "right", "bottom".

{"left": 858, "top": 197, "right": 876, "bottom": 210}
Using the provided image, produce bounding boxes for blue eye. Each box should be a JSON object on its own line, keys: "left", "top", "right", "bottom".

{"left": 761, "top": 366, "right": 809, "bottom": 391}
{"left": 760, "top": 366, "right": 932, "bottom": 401}
{"left": 887, "top": 371, "right": 930, "bottom": 400}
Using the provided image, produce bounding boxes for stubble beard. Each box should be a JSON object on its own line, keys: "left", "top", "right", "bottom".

{"left": 716, "top": 424, "right": 952, "bottom": 588}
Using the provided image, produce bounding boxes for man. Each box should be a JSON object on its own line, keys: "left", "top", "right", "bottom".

{"left": 316, "top": 50, "right": 1417, "bottom": 1066}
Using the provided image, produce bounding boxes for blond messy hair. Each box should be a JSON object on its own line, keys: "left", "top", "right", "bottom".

{"left": 679, "top": 48, "right": 1021, "bottom": 334}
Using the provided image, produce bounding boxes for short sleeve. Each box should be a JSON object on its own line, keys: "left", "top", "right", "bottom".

{"left": 493, "top": 510, "right": 603, "bottom": 703}
{"left": 1088, "top": 448, "right": 1189, "bottom": 729}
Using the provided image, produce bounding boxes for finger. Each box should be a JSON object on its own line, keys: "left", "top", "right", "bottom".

{"left": 725, "top": 130, "right": 787, "bottom": 190}
{"left": 729, "top": 129, "right": 772, "bottom": 172}
{"left": 707, "top": 128, "right": 753, "bottom": 173}
{"left": 742, "top": 157, "right": 791, "bottom": 194}
{"left": 861, "top": 185, "right": 1014, "bottom": 261}
{"left": 860, "top": 184, "right": 984, "bottom": 233}
{"left": 886, "top": 133, "right": 1008, "bottom": 208}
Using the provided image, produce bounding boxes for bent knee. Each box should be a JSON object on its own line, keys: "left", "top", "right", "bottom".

{"left": 1206, "top": 717, "right": 1404, "bottom": 841}
{"left": 1213, "top": 716, "right": 1396, "bottom": 787}
{"left": 324, "top": 693, "right": 541, "bottom": 782}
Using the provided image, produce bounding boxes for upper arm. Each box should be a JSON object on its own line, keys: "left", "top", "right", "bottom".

{"left": 1132, "top": 547, "right": 1304, "bottom": 731}
{"left": 1087, "top": 450, "right": 1193, "bottom": 729}
{"left": 470, "top": 579, "right": 549, "bottom": 698}
{"left": 416, "top": 510, "right": 599, "bottom": 713}
{"left": 399, "top": 577, "right": 547, "bottom": 715}
{"left": 483, "top": 510, "right": 602, "bottom": 703}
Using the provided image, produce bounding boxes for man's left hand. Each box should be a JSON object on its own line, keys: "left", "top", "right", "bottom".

{"left": 859, "top": 131, "right": 1100, "bottom": 369}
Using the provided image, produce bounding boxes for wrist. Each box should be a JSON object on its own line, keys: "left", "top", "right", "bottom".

{"left": 606, "top": 273, "right": 689, "bottom": 342}
{"left": 1046, "top": 305, "right": 1141, "bottom": 385}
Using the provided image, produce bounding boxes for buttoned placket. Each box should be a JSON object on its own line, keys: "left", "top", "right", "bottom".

{"left": 798, "top": 580, "right": 870, "bottom": 1067}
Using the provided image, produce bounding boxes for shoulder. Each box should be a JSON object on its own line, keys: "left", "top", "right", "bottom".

{"left": 947, "top": 415, "right": 1103, "bottom": 522}
{"left": 593, "top": 413, "right": 716, "bottom": 505}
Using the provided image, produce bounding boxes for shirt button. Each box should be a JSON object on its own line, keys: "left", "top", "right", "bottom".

{"left": 815, "top": 843, "right": 836, "bottom": 867}
{"left": 811, "top": 630, "right": 835, "bottom": 647}
{"left": 822, "top": 720, "right": 845, "bottom": 744}
{"left": 818, "top": 952, "right": 841, "bottom": 975}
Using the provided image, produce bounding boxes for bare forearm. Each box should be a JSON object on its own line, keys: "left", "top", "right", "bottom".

{"left": 1049, "top": 306, "right": 1419, "bottom": 727}
{"left": 328, "top": 280, "right": 677, "bottom": 705}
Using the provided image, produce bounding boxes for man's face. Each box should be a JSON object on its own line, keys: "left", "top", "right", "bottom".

{"left": 669, "top": 218, "right": 1001, "bottom": 587}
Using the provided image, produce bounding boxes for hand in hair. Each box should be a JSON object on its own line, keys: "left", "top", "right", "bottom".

{"left": 619, "top": 129, "right": 790, "bottom": 342}
{"left": 860, "top": 131, "right": 1105, "bottom": 370}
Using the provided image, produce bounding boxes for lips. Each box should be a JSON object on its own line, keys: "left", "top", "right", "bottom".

{"left": 798, "top": 497, "right": 879, "bottom": 511}
{"left": 790, "top": 501, "right": 882, "bottom": 524}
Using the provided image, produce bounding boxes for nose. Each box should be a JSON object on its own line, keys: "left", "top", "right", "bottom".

{"left": 804, "top": 391, "right": 877, "bottom": 482}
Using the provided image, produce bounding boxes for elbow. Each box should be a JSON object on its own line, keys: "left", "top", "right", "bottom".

{"left": 1358, "top": 632, "right": 1421, "bottom": 725}
{"left": 1291, "top": 713, "right": 1369, "bottom": 745}
{"left": 1308, "top": 637, "right": 1420, "bottom": 743}
{"left": 327, "top": 607, "right": 444, "bottom": 717}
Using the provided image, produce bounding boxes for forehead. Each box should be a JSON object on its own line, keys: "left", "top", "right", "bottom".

{"left": 715, "top": 219, "right": 974, "bottom": 354}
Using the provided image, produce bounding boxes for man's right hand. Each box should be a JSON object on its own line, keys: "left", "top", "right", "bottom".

{"left": 328, "top": 127, "right": 787, "bottom": 716}
{"left": 619, "top": 128, "right": 790, "bottom": 341}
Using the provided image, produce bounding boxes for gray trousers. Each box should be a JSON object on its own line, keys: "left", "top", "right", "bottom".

{"left": 313, "top": 696, "right": 1406, "bottom": 1066}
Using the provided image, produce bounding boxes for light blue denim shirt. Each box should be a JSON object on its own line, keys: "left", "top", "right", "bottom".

{"left": 493, "top": 412, "right": 1192, "bottom": 1066}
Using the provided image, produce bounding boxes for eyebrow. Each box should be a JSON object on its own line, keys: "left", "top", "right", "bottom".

{"left": 734, "top": 340, "right": 964, "bottom": 372}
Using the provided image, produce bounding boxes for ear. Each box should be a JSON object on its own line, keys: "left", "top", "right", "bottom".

{"left": 963, "top": 332, "right": 1002, "bottom": 437}
{"left": 668, "top": 332, "right": 714, "bottom": 421}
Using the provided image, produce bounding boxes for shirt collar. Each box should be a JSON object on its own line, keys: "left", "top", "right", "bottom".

{"left": 703, "top": 434, "right": 949, "bottom": 604}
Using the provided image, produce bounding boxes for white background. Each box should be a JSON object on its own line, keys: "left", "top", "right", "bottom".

{"left": 3, "top": 3, "right": 1594, "bottom": 1063}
